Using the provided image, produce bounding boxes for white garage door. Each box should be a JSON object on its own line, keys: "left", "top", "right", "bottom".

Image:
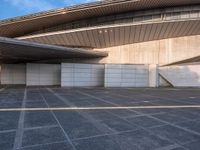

{"left": 61, "top": 63, "right": 104, "bottom": 87}
{"left": 105, "top": 64, "right": 149, "bottom": 87}
{"left": 26, "top": 63, "right": 61, "bottom": 86}
{"left": 1, "top": 64, "right": 26, "bottom": 85}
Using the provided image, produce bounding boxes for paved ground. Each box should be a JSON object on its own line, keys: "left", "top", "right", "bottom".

{"left": 1, "top": 86, "right": 200, "bottom": 150}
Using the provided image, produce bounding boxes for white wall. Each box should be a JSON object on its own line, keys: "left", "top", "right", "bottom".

{"left": 159, "top": 64, "right": 200, "bottom": 87}
{"left": 105, "top": 64, "right": 149, "bottom": 87}
{"left": 61, "top": 63, "right": 104, "bottom": 87}
{"left": 1, "top": 64, "right": 26, "bottom": 85}
{"left": 26, "top": 63, "right": 61, "bottom": 86}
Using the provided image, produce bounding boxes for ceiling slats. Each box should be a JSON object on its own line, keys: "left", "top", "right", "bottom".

{"left": 18, "top": 19, "right": 200, "bottom": 49}
{"left": 1, "top": 0, "right": 200, "bottom": 37}
{"left": 0, "top": 37, "right": 108, "bottom": 63}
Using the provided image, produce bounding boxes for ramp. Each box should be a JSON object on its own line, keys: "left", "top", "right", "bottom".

{"left": 159, "top": 65, "right": 200, "bottom": 87}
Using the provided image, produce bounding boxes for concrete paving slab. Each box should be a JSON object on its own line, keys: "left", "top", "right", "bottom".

{"left": 126, "top": 116, "right": 166, "bottom": 128}
{"left": 150, "top": 125, "right": 200, "bottom": 144}
{"left": 0, "top": 86, "right": 200, "bottom": 150}
{"left": 152, "top": 112, "right": 190, "bottom": 124}
{"left": 85, "top": 110, "right": 119, "bottom": 121}
{"left": 110, "top": 129, "right": 173, "bottom": 150}
{"left": 73, "top": 135, "right": 122, "bottom": 150}
{"left": 183, "top": 140, "right": 200, "bottom": 150}
{"left": 24, "top": 111, "right": 57, "bottom": 128}
{"left": 25, "top": 102, "right": 48, "bottom": 108}
{"left": 0, "top": 111, "right": 20, "bottom": 131}
{"left": 100, "top": 117, "right": 138, "bottom": 132}
{"left": 21, "top": 142, "right": 74, "bottom": 150}
{"left": 176, "top": 120, "right": 200, "bottom": 133}
{"left": 0, "top": 102, "right": 22, "bottom": 108}
{"left": 0, "top": 131, "right": 16, "bottom": 150}
{"left": 53, "top": 110, "right": 103, "bottom": 140}
{"left": 106, "top": 109, "right": 139, "bottom": 118}
{"left": 22, "top": 127, "right": 66, "bottom": 147}
{"left": 169, "top": 147, "right": 187, "bottom": 150}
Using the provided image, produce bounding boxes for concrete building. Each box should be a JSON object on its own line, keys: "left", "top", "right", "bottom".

{"left": 0, "top": 0, "right": 200, "bottom": 87}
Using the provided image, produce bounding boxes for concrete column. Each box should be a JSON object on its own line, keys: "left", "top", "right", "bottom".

{"left": 149, "top": 64, "right": 158, "bottom": 87}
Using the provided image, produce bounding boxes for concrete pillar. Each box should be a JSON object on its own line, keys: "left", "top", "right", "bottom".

{"left": 149, "top": 64, "right": 158, "bottom": 87}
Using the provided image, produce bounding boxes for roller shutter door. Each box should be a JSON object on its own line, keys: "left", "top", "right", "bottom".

{"left": 105, "top": 64, "right": 149, "bottom": 87}
{"left": 1, "top": 64, "right": 26, "bottom": 85}
{"left": 26, "top": 63, "right": 61, "bottom": 86}
{"left": 61, "top": 63, "right": 104, "bottom": 87}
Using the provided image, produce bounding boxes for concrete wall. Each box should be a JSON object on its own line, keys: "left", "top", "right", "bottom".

{"left": 61, "top": 63, "right": 104, "bottom": 87}
{"left": 1, "top": 62, "right": 199, "bottom": 88}
{"left": 149, "top": 64, "right": 159, "bottom": 87}
{"left": 159, "top": 76, "right": 171, "bottom": 87}
{"left": 26, "top": 63, "right": 61, "bottom": 86}
{"left": 159, "top": 64, "right": 200, "bottom": 87}
{"left": 90, "top": 35, "right": 200, "bottom": 65}
{"left": 1, "top": 64, "right": 26, "bottom": 85}
{"left": 105, "top": 64, "right": 149, "bottom": 87}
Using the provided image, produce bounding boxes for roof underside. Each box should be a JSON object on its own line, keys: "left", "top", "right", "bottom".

{"left": 1, "top": 0, "right": 200, "bottom": 37}
{"left": 18, "top": 19, "right": 200, "bottom": 49}
{"left": 0, "top": 37, "right": 108, "bottom": 63}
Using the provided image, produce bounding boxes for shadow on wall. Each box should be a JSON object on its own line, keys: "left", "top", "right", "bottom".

{"left": 57, "top": 58, "right": 105, "bottom": 64}
{"left": 159, "top": 63, "right": 200, "bottom": 87}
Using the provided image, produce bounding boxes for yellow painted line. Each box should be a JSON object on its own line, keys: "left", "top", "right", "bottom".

{"left": 0, "top": 105, "right": 200, "bottom": 112}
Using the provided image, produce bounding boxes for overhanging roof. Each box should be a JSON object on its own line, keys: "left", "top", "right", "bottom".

{"left": 18, "top": 19, "right": 200, "bottom": 48}
{"left": 0, "top": 37, "right": 108, "bottom": 63}
{"left": 0, "top": 0, "right": 200, "bottom": 37}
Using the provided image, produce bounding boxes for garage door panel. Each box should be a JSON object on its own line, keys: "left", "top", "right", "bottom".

{"left": 105, "top": 64, "right": 149, "bottom": 87}
{"left": 1, "top": 64, "right": 26, "bottom": 85}
{"left": 26, "top": 63, "right": 61, "bottom": 86}
{"left": 61, "top": 63, "right": 104, "bottom": 87}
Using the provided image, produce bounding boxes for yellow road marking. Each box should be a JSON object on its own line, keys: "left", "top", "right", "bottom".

{"left": 0, "top": 105, "right": 200, "bottom": 112}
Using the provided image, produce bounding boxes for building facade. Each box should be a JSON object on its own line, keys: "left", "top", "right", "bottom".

{"left": 0, "top": 0, "right": 200, "bottom": 87}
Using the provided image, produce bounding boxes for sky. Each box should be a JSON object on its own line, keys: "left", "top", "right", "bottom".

{"left": 0, "top": 0, "right": 98, "bottom": 20}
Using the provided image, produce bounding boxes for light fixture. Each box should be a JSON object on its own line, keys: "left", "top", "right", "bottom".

{"left": 60, "top": 12, "right": 67, "bottom": 15}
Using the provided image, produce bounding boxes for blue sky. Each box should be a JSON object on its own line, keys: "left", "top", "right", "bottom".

{"left": 0, "top": 0, "right": 97, "bottom": 20}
